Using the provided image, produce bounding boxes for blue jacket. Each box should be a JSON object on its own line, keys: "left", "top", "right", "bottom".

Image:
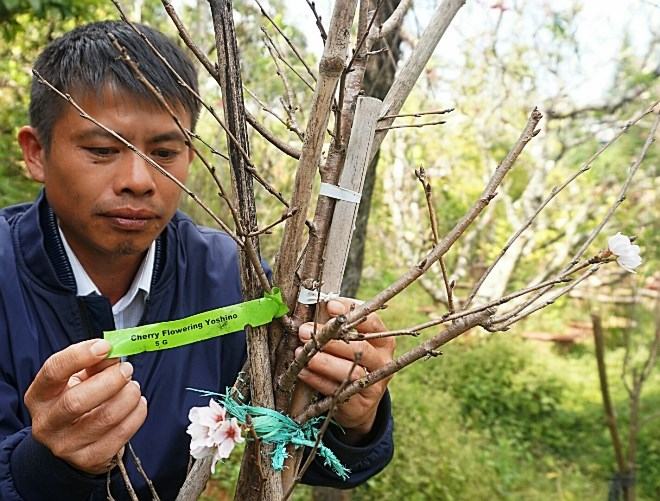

{"left": 0, "top": 193, "right": 393, "bottom": 500}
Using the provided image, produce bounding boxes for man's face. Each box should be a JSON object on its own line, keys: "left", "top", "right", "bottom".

{"left": 20, "top": 88, "right": 194, "bottom": 264}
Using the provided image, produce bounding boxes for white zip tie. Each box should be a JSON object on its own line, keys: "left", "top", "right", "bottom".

{"left": 297, "top": 287, "right": 340, "bottom": 305}
{"left": 319, "top": 182, "right": 361, "bottom": 204}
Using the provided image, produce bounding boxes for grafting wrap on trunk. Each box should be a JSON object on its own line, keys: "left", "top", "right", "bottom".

{"left": 208, "top": 1, "right": 282, "bottom": 499}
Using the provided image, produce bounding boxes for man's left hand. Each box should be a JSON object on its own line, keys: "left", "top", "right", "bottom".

{"left": 296, "top": 298, "right": 394, "bottom": 443}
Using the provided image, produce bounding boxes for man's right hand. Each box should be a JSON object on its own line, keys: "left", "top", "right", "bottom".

{"left": 24, "top": 339, "right": 147, "bottom": 474}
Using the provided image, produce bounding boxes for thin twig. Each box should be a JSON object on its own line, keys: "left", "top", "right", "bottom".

{"left": 415, "top": 166, "right": 454, "bottom": 313}
{"left": 261, "top": 27, "right": 316, "bottom": 92}
{"left": 305, "top": 0, "right": 328, "bottom": 42}
{"left": 159, "top": 0, "right": 302, "bottom": 159}
{"left": 33, "top": 72, "right": 238, "bottom": 246}
{"left": 127, "top": 442, "right": 161, "bottom": 500}
{"left": 347, "top": 0, "right": 384, "bottom": 71}
{"left": 184, "top": 129, "right": 230, "bottom": 161}
{"left": 495, "top": 107, "right": 659, "bottom": 320}
{"left": 354, "top": 271, "right": 581, "bottom": 338}
{"left": 489, "top": 266, "right": 602, "bottom": 330}
{"left": 378, "top": 107, "right": 454, "bottom": 120}
{"left": 279, "top": 108, "right": 542, "bottom": 390}
{"left": 245, "top": 208, "right": 298, "bottom": 237}
{"left": 260, "top": 32, "right": 305, "bottom": 140}
{"left": 244, "top": 86, "right": 303, "bottom": 140}
{"left": 106, "top": 470, "right": 116, "bottom": 501}
{"left": 296, "top": 309, "right": 492, "bottom": 423}
{"left": 161, "top": 0, "right": 217, "bottom": 79}
{"left": 117, "top": 454, "right": 139, "bottom": 501}
{"left": 375, "top": 119, "right": 446, "bottom": 131}
{"left": 568, "top": 112, "right": 660, "bottom": 268}
{"left": 113, "top": 0, "right": 292, "bottom": 207}
{"left": 283, "top": 359, "right": 360, "bottom": 501}
{"left": 253, "top": 0, "right": 317, "bottom": 82}
{"left": 108, "top": 35, "right": 272, "bottom": 291}
{"left": 346, "top": 330, "right": 421, "bottom": 341}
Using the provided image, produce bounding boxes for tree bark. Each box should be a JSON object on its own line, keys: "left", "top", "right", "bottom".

{"left": 208, "top": 1, "right": 282, "bottom": 499}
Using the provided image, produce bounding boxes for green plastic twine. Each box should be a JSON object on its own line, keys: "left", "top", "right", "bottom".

{"left": 189, "top": 388, "right": 350, "bottom": 479}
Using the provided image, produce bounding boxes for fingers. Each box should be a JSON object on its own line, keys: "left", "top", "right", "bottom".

{"left": 49, "top": 362, "right": 136, "bottom": 428}
{"left": 75, "top": 380, "right": 145, "bottom": 442}
{"left": 58, "top": 396, "right": 147, "bottom": 474}
{"left": 297, "top": 348, "right": 365, "bottom": 385}
{"left": 26, "top": 339, "right": 112, "bottom": 402}
{"left": 326, "top": 299, "right": 389, "bottom": 347}
{"left": 299, "top": 320, "right": 393, "bottom": 372}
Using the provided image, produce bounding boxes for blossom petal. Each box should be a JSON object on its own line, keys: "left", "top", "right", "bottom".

{"left": 618, "top": 253, "right": 642, "bottom": 272}
{"left": 216, "top": 437, "right": 236, "bottom": 459}
{"left": 608, "top": 232, "right": 631, "bottom": 255}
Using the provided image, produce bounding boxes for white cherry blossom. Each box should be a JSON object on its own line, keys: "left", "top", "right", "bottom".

{"left": 607, "top": 233, "right": 642, "bottom": 273}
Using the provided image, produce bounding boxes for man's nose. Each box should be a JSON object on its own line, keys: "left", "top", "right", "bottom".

{"left": 113, "top": 152, "right": 156, "bottom": 196}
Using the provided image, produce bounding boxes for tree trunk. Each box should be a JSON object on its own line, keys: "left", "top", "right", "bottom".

{"left": 208, "top": 1, "right": 282, "bottom": 499}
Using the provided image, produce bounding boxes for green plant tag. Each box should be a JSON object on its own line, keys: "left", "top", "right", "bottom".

{"left": 104, "top": 288, "right": 288, "bottom": 357}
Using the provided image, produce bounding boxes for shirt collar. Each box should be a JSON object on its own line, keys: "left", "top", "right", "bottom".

{"left": 57, "top": 224, "right": 155, "bottom": 308}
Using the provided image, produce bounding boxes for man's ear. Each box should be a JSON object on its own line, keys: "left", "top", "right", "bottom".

{"left": 17, "top": 126, "right": 46, "bottom": 183}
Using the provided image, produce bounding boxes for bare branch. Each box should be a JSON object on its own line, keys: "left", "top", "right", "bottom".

{"left": 274, "top": 0, "right": 359, "bottom": 306}
{"left": 370, "top": 0, "right": 466, "bottom": 163}
{"left": 305, "top": 0, "right": 328, "bottom": 42}
{"left": 158, "top": 0, "right": 303, "bottom": 159}
{"left": 33, "top": 71, "right": 241, "bottom": 246}
{"left": 161, "top": 0, "right": 217, "bottom": 79}
{"left": 490, "top": 266, "right": 601, "bottom": 330}
{"left": 245, "top": 86, "right": 304, "bottom": 141}
{"left": 282, "top": 359, "right": 360, "bottom": 501}
{"left": 260, "top": 33, "right": 305, "bottom": 140}
{"left": 375, "top": 0, "right": 412, "bottom": 39}
{"left": 282, "top": 109, "right": 542, "bottom": 385}
{"left": 185, "top": 129, "right": 230, "bottom": 161}
{"left": 245, "top": 208, "right": 299, "bottom": 237}
{"left": 415, "top": 166, "right": 454, "bottom": 313}
{"left": 112, "top": 0, "right": 291, "bottom": 207}
{"left": 347, "top": 0, "right": 385, "bottom": 72}
{"left": 127, "top": 442, "right": 161, "bottom": 501}
{"left": 108, "top": 34, "right": 272, "bottom": 292}
{"left": 378, "top": 107, "right": 455, "bottom": 120}
{"left": 296, "top": 309, "right": 492, "bottom": 423}
{"left": 567, "top": 111, "right": 660, "bottom": 268}
{"left": 261, "top": 27, "right": 316, "bottom": 92}
{"left": 175, "top": 457, "right": 213, "bottom": 501}
{"left": 358, "top": 272, "right": 577, "bottom": 338}
{"left": 246, "top": 110, "right": 302, "bottom": 159}
{"left": 117, "top": 454, "right": 139, "bottom": 501}
{"left": 254, "top": 0, "right": 317, "bottom": 83}
{"left": 375, "top": 119, "right": 447, "bottom": 131}
{"left": 487, "top": 105, "right": 659, "bottom": 320}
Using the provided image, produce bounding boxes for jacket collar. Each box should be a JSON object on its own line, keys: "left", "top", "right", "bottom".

{"left": 15, "top": 191, "right": 165, "bottom": 294}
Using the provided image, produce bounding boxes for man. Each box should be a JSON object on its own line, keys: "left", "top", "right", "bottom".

{"left": 0, "top": 21, "right": 394, "bottom": 500}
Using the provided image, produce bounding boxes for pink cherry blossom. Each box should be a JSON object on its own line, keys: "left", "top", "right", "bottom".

{"left": 186, "top": 399, "right": 244, "bottom": 472}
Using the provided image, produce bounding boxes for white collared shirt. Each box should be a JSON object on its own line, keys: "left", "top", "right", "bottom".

{"left": 58, "top": 225, "right": 155, "bottom": 329}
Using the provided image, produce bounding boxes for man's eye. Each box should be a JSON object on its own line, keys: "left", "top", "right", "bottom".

{"left": 152, "top": 149, "right": 179, "bottom": 160}
{"left": 84, "top": 147, "right": 117, "bottom": 157}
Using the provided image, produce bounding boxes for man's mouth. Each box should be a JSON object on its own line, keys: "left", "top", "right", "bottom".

{"left": 101, "top": 208, "right": 159, "bottom": 230}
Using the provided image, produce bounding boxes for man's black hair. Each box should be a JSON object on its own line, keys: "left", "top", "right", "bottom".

{"left": 30, "top": 20, "right": 200, "bottom": 150}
